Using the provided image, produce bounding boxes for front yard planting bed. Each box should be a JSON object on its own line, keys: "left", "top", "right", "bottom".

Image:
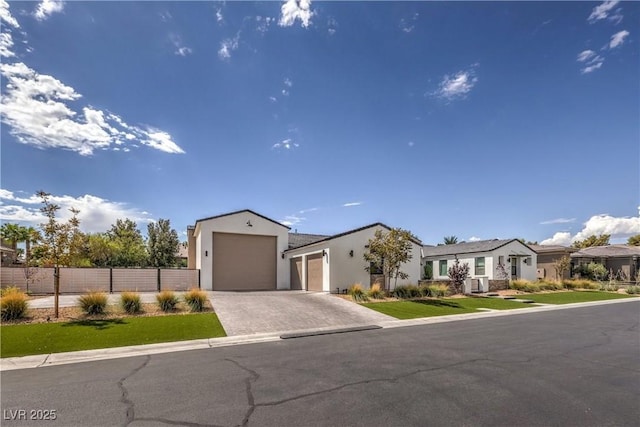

{"left": 514, "top": 291, "right": 637, "bottom": 305}
{"left": 0, "top": 313, "right": 226, "bottom": 358}
{"left": 361, "top": 297, "right": 531, "bottom": 320}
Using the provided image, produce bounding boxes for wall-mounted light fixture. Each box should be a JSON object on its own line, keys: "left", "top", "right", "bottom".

{"left": 322, "top": 250, "right": 327, "bottom": 258}
{"left": 205, "top": 250, "right": 208, "bottom": 257}
{"left": 246, "top": 220, "right": 253, "bottom": 227}
{"left": 281, "top": 252, "right": 285, "bottom": 259}
{"left": 349, "top": 250, "right": 354, "bottom": 257}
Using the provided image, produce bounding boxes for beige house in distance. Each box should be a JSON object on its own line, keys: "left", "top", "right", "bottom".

{"left": 529, "top": 245, "right": 577, "bottom": 281}
{"left": 570, "top": 245, "right": 640, "bottom": 281}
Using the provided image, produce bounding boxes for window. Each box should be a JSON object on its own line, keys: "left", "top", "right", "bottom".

{"left": 498, "top": 255, "right": 504, "bottom": 265}
{"left": 439, "top": 260, "right": 448, "bottom": 276}
{"left": 369, "top": 261, "right": 383, "bottom": 275}
{"left": 475, "top": 257, "right": 485, "bottom": 275}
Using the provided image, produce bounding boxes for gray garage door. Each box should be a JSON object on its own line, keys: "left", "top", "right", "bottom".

{"left": 290, "top": 257, "right": 303, "bottom": 290}
{"left": 212, "top": 232, "right": 277, "bottom": 291}
{"left": 306, "top": 253, "right": 323, "bottom": 292}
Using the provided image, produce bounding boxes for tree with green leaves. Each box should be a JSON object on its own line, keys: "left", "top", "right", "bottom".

{"left": 448, "top": 255, "right": 470, "bottom": 294}
{"left": 628, "top": 234, "right": 640, "bottom": 246}
{"left": 552, "top": 255, "right": 571, "bottom": 281}
{"left": 86, "top": 233, "right": 117, "bottom": 267}
{"left": 571, "top": 234, "right": 610, "bottom": 249}
{"left": 37, "top": 191, "right": 81, "bottom": 318}
{"left": 147, "top": 219, "right": 180, "bottom": 267}
{"left": 108, "top": 219, "right": 148, "bottom": 267}
{"left": 1, "top": 223, "right": 23, "bottom": 261}
{"left": 443, "top": 235, "right": 458, "bottom": 245}
{"left": 364, "top": 228, "right": 417, "bottom": 292}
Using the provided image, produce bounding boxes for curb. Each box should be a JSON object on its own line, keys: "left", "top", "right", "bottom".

{"left": 2, "top": 297, "right": 637, "bottom": 372}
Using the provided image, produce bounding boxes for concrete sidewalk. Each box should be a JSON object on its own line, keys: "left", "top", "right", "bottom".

{"left": 2, "top": 297, "right": 637, "bottom": 372}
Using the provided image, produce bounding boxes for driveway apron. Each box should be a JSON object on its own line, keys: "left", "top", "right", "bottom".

{"left": 210, "top": 291, "right": 393, "bottom": 336}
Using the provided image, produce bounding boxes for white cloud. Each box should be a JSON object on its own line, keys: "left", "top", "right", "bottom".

{"left": 540, "top": 212, "right": 640, "bottom": 245}
{"left": 0, "top": 62, "right": 184, "bottom": 155}
{"left": 468, "top": 236, "right": 481, "bottom": 242}
{"left": 34, "top": 0, "right": 65, "bottom": 21}
{"left": 434, "top": 67, "right": 478, "bottom": 101}
{"left": 327, "top": 17, "right": 337, "bottom": 35}
{"left": 281, "top": 89, "right": 289, "bottom": 96}
{"left": 256, "top": 16, "right": 274, "bottom": 34}
{"left": 281, "top": 215, "right": 305, "bottom": 227}
{"left": 170, "top": 34, "right": 192, "bottom": 56}
{"left": 0, "top": 32, "right": 15, "bottom": 58}
{"left": 573, "top": 213, "right": 640, "bottom": 242}
{"left": 588, "top": 1, "right": 620, "bottom": 23}
{"left": 0, "top": 189, "right": 154, "bottom": 233}
{"left": 399, "top": 13, "right": 419, "bottom": 33}
{"left": 218, "top": 34, "right": 239, "bottom": 60}
{"left": 609, "top": 30, "right": 629, "bottom": 49}
{"left": 272, "top": 138, "right": 298, "bottom": 149}
{"left": 298, "top": 207, "right": 318, "bottom": 214}
{"left": 577, "top": 50, "right": 596, "bottom": 62}
{"left": 269, "top": 96, "right": 277, "bottom": 102}
{"left": 577, "top": 50, "right": 604, "bottom": 74}
{"left": 540, "top": 218, "right": 576, "bottom": 225}
{"left": 279, "top": 0, "right": 314, "bottom": 28}
{"left": 0, "top": 0, "right": 20, "bottom": 28}
{"left": 342, "top": 202, "right": 362, "bottom": 207}
{"left": 216, "top": 8, "right": 224, "bottom": 23}
{"left": 540, "top": 232, "right": 572, "bottom": 246}
{"left": 284, "top": 77, "right": 293, "bottom": 87}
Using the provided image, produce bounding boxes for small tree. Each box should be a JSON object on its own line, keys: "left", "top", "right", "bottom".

{"left": 552, "top": 255, "right": 571, "bottom": 281}
{"left": 364, "top": 228, "right": 416, "bottom": 292}
{"left": 37, "top": 191, "right": 81, "bottom": 318}
{"left": 147, "top": 219, "right": 180, "bottom": 268}
{"left": 572, "top": 234, "right": 610, "bottom": 249}
{"left": 495, "top": 262, "right": 510, "bottom": 281}
{"left": 628, "top": 234, "right": 640, "bottom": 246}
{"left": 448, "top": 255, "right": 470, "bottom": 294}
{"left": 423, "top": 262, "right": 433, "bottom": 280}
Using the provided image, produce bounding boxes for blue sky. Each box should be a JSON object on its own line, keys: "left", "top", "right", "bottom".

{"left": 1, "top": 0, "right": 638, "bottom": 246}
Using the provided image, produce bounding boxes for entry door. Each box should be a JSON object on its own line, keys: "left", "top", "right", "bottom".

{"left": 511, "top": 257, "right": 518, "bottom": 279}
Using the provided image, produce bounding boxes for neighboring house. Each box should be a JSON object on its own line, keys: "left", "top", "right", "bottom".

{"left": 529, "top": 245, "right": 577, "bottom": 281}
{"left": 176, "top": 244, "right": 189, "bottom": 268}
{"left": 1, "top": 243, "right": 16, "bottom": 266}
{"left": 422, "top": 239, "right": 538, "bottom": 292}
{"left": 570, "top": 245, "right": 640, "bottom": 281}
{"left": 190, "top": 209, "right": 422, "bottom": 292}
{"left": 285, "top": 223, "right": 422, "bottom": 293}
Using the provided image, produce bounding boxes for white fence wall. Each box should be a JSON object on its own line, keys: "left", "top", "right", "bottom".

{"left": 0, "top": 267, "right": 199, "bottom": 294}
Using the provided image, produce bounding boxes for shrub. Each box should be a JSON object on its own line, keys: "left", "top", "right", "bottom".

{"left": 425, "top": 284, "right": 449, "bottom": 298}
{"left": 1, "top": 289, "right": 28, "bottom": 321}
{"left": 563, "top": 279, "right": 599, "bottom": 290}
{"left": 537, "top": 280, "right": 563, "bottom": 291}
{"left": 626, "top": 286, "right": 640, "bottom": 295}
{"left": 184, "top": 288, "right": 208, "bottom": 312}
{"left": 348, "top": 284, "right": 369, "bottom": 302}
{"left": 573, "top": 262, "right": 608, "bottom": 281}
{"left": 368, "top": 283, "right": 385, "bottom": 300}
{"left": 392, "top": 284, "right": 420, "bottom": 299}
{"left": 78, "top": 291, "right": 108, "bottom": 315}
{"left": 0, "top": 286, "right": 21, "bottom": 297}
{"left": 156, "top": 290, "right": 179, "bottom": 312}
{"left": 600, "top": 283, "right": 619, "bottom": 292}
{"left": 120, "top": 291, "right": 142, "bottom": 314}
{"left": 510, "top": 280, "right": 541, "bottom": 293}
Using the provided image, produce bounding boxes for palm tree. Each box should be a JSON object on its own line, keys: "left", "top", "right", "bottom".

{"left": 443, "top": 235, "right": 459, "bottom": 245}
{"left": 1, "top": 222, "right": 22, "bottom": 252}
{"left": 23, "top": 226, "right": 41, "bottom": 266}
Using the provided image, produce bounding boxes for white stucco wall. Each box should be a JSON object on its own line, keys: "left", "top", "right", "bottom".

{"left": 194, "top": 211, "right": 290, "bottom": 291}
{"left": 424, "top": 240, "right": 537, "bottom": 283}
{"left": 286, "top": 225, "right": 422, "bottom": 291}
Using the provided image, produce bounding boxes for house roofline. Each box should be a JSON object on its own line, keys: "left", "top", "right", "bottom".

{"left": 421, "top": 239, "right": 533, "bottom": 257}
{"left": 193, "top": 209, "right": 291, "bottom": 230}
{"left": 285, "top": 222, "right": 422, "bottom": 252}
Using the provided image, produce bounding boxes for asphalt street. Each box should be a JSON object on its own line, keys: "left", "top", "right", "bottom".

{"left": 2, "top": 302, "right": 639, "bottom": 427}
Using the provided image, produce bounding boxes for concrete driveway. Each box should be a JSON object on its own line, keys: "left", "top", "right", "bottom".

{"left": 211, "top": 291, "right": 393, "bottom": 336}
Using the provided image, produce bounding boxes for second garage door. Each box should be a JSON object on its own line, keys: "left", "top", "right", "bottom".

{"left": 306, "top": 252, "right": 324, "bottom": 291}
{"left": 212, "top": 232, "right": 277, "bottom": 291}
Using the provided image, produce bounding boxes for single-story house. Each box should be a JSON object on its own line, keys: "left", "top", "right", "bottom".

{"left": 570, "top": 245, "right": 640, "bottom": 281}
{"left": 529, "top": 245, "right": 577, "bottom": 281}
{"left": 0, "top": 243, "right": 16, "bottom": 266}
{"left": 422, "top": 239, "right": 538, "bottom": 292}
{"left": 189, "top": 209, "right": 422, "bottom": 292}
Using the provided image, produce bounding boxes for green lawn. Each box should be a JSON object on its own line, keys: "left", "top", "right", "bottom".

{"left": 0, "top": 313, "right": 226, "bottom": 358}
{"left": 516, "top": 291, "right": 637, "bottom": 305}
{"left": 361, "top": 298, "right": 531, "bottom": 320}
